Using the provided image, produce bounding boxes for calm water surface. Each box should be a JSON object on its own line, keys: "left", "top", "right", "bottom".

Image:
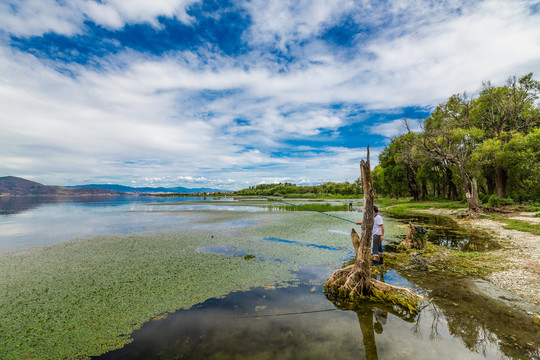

{"left": 0, "top": 195, "right": 250, "bottom": 250}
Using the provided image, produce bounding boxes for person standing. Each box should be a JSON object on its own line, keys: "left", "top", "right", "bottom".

{"left": 355, "top": 205, "right": 384, "bottom": 265}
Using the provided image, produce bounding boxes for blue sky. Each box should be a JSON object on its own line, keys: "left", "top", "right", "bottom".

{"left": 1, "top": 0, "right": 539, "bottom": 190}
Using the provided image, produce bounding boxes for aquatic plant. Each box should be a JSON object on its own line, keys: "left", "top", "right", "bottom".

{"left": 0, "top": 231, "right": 295, "bottom": 360}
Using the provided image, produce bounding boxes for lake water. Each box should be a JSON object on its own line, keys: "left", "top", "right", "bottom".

{"left": 0, "top": 195, "right": 254, "bottom": 250}
{"left": 1, "top": 196, "right": 538, "bottom": 359}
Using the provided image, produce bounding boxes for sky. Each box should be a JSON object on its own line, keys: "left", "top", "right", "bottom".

{"left": 1, "top": 0, "right": 539, "bottom": 190}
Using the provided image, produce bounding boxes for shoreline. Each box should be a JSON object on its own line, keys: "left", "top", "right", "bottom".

{"left": 415, "top": 207, "right": 540, "bottom": 313}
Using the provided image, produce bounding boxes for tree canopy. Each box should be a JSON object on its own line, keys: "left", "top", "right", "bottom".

{"left": 374, "top": 73, "right": 540, "bottom": 204}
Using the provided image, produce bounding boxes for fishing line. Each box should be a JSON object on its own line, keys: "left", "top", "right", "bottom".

{"left": 258, "top": 196, "right": 359, "bottom": 225}
{"left": 232, "top": 308, "right": 338, "bottom": 318}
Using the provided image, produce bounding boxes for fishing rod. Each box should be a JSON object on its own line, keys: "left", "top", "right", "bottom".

{"left": 257, "top": 196, "right": 359, "bottom": 225}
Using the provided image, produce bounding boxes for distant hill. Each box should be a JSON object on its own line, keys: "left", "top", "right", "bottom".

{"left": 70, "top": 184, "right": 228, "bottom": 194}
{"left": 0, "top": 176, "right": 228, "bottom": 196}
{"left": 0, "top": 176, "right": 121, "bottom": 196}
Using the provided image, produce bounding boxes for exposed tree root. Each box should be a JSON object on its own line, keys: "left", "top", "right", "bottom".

{"left": 324, "top": 262, "right": 422, "bottom": 313}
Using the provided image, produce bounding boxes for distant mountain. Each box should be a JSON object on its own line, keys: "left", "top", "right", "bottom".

{"left": 0, "top": 176, "right": 120, "bottom": 196}
{"left": 70, "top": 184, "right": 228, "bottom": 194}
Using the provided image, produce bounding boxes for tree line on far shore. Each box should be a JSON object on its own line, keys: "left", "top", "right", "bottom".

{"left": 234, "top": 181, "right": 362, "bottom": 198}
{"left": 235, "top": 74, "right": 540, "bottom": 209}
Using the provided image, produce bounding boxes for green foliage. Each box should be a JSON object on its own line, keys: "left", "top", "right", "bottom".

{"left": 282, "top": 192, "right": 319, "bottom": 198}
{"left": 373, "top": 73, "right": 539, "bottom": 203}
{"left": 486, "top": 194, "right": 514, "bottom": 207}
{"left": 501, "top": 128, "right": 540, "bottom": 201}
{"left": 235, "top": 181, "right": 362, "bottom": 197}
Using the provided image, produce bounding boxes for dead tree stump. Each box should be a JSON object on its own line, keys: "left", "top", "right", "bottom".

{"left": 398, "top": 222, "right": 426, "bottom": 250}
{"left": 324, "top": 147, "right": 422, "bottom": 313}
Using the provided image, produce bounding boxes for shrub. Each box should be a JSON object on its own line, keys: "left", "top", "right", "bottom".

{"left": 487, "top": 194, "right": 514, "bottom": 207}
{"left": 479, "top": 193, "right": 490, "bottom": 204}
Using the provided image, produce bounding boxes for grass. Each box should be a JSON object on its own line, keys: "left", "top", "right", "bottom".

{"left": 515, "top": 205, "right": 540, "bottom": 212}
{"left": 265, "top": 203, "right": 348, "bottom": 212}
{"left": 381, "top": 200, "right": 465, "bottom": 217}
{"left": 281, "top": 193, "right": 362, "bottom": 199}
{"left": 488, "top": 215, "right": 540, "bottom": 235}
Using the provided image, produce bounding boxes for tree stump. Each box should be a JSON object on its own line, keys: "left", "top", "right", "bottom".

{"left": 324, "top": 147, "right": 422, "bottom": 313}
{"left": 398, "top": 222, "right": 426, "bottom": 250}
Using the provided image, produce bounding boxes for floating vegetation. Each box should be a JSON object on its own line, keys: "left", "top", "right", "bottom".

{"left": 0, "top": 231, "right": 296, "bottom": 360}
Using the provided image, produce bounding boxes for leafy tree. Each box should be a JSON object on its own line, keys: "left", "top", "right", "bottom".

{"left": 501, "top": 128, "right": 540, "bottom": 202}
{"left": 422, "top": 94, "right": 484, "bottom": 211}
{"left": 472, "top": 73, "right": 540, "bottom": 197}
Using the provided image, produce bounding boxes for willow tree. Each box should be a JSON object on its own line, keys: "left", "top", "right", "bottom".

{"left": 324, "top": 148, "right": 421, "bottom": 312}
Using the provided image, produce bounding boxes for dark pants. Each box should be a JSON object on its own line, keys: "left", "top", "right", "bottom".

{"left": 372, "top": 234, "right": 383, "bottom": 257}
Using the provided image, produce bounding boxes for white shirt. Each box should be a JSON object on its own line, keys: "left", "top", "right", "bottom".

{"left": 373, "top": 214, "right": 383, "bottom": 235}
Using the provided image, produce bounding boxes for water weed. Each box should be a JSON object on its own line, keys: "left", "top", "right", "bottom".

{"left": 0, "top": 231, "right": 295, "bottom": 360}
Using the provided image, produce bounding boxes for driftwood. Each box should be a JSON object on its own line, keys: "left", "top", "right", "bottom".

{"left": 324, "top": 147, "right": 422, "bottom": 312}
{"left": 398, "top": 222, "right": 426, "bottom": 250}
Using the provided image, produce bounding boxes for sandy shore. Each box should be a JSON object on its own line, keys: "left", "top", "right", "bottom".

{"left": 417, "top": 208, "right": 540, "bottom": 311}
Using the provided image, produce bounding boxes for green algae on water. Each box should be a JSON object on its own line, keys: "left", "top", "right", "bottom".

{"left": 0, "top": 230, "right": 296, "bottom": 360}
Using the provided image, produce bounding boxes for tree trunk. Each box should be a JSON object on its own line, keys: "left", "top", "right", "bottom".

{"left": 421, "top": 180, "right": 428, "bottom": 200}
{"left": 445, "top": 167, "right": 456, "bottom": 200}
{"left": 324, "top": 147, "right": 422, "bottom": 312}
{"left": 405, "top": 166, "right": 420, "bottom": 201}
{"left": 495, "top": 165, "right": 507, "bottom": 198}
{"left": 458, "top": 166, "right": 480, "bottom": 213}
{"left": 357, "top": 151, "right": 374, "bottom": 279}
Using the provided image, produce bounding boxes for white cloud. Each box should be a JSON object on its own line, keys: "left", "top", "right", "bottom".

{"left": 367, "top": 118, "right": 422, "bottom": 138}
{"left": 361, "top": 0, "right": 540, "bottom": 108}
{"left": 1, "top": 0, "right": 540, "bottom": 189}
{"left": 84, "top": 0, "right": 200, "bottom": 29}
{"left": 0, "top": 0, "right": 199, "bottom": 36}
{"left": 242, "top": 0, "right": 355, "bottom": 49}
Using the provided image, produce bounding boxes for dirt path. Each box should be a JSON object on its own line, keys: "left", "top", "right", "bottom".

{"left": 417, "top": 209, "right": 540, "bottom": 308}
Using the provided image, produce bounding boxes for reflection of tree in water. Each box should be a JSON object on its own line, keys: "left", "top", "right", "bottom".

{"left": 328, "top": 269, "right": 540, "bottom": 359}
{"left": 327, "top": 272, "right": 417, "bottom": 360}
{"left": 411, "top": 304, "right": 443, "bottom": 341}
{"left": 405, "top": 273, "right": 540, "bottom": 359}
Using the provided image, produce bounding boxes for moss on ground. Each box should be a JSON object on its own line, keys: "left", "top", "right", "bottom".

{"left": 379, "top": 242, "right": 505, "bottom": 278}
{"left": 344, "top": 240, "right": 505, "bottom": 281}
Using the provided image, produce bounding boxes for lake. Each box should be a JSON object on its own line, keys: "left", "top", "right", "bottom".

{"left": 0, "top": 196, "right": 538, "bottom": 359}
